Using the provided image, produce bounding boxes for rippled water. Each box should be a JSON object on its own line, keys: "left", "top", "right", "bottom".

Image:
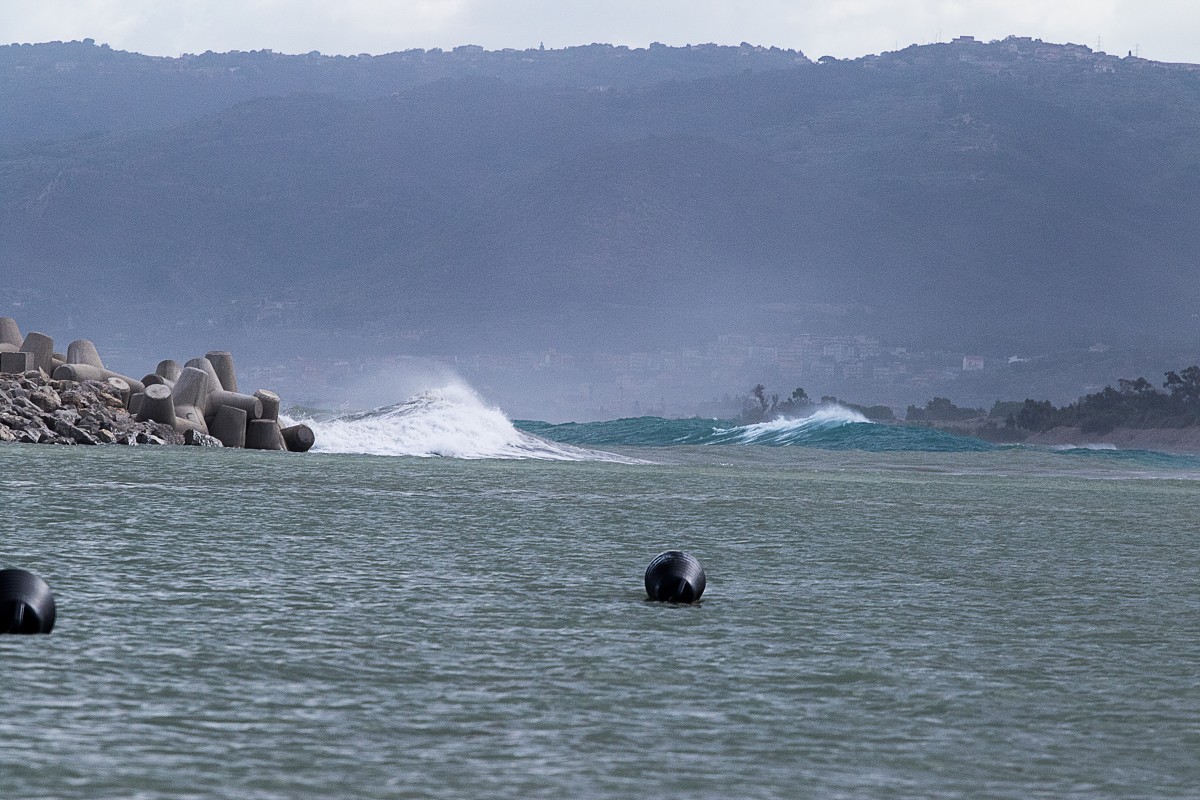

{"left": 2, "top": 443, "right": 1199, "bottom": 798}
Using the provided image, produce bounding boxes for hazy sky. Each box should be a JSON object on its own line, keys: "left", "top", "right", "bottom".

{"left": 3, "top": 0, "right": 1197, "bottom": 63}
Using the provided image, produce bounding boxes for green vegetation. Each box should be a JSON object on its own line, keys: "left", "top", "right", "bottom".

{"left": 1008, "top": 367, "right": 1200, "bottom": 434}
{"left": 908, "top": 366, "right": 1200, "bottom": 438}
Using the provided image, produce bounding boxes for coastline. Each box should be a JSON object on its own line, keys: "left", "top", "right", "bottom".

{"left": 913, "top": 419, "right": 1200, "bottom": 456}
{"left": 1021, "top": 426, "right": 1200, "bottom": 456}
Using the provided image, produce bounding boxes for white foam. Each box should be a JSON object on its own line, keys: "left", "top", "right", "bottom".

{"left": 716, "top": 404, "right": 871, "bottom": 444}
{"left": 289, "top": 382, "right": 636, "bottom": 461}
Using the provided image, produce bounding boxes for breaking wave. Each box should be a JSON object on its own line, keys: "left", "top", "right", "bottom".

{"left": 518, "top": 405, "right": 995, "bottom": 452}
{"left": 291, "top": 383, "right": 637, "bottom": 461}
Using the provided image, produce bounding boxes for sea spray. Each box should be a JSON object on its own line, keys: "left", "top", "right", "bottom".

{"left": 288, "top": 382, "right": 639, "bottom": 462}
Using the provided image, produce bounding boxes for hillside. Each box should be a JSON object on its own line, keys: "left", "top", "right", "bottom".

{"left": 2, "top": 38, "right": 1199, "bottom": 414}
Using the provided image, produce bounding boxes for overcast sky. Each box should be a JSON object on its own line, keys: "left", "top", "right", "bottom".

{"left": 2, "top": 0, "right": 1196, "bottom": 63}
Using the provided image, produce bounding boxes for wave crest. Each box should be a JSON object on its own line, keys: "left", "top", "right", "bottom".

{"left": 294, "top": 383, "right": 636, "bottom": 461}
{"left": 710, "top": 405, "right": 870, "bottom": 445}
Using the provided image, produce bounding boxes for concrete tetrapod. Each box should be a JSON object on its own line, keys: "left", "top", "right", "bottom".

{"left": 644, "top": 551, "right": 707, "bottom": 603}
{"left": 184, "top": 357, "right": 261, "bottom": 420}
{"left": 18, "top": 332, "right": 54, "bottom": 374}
{"left": 0, "top": 317, "right": 22, "bottom": 352}
{"left": 136, "top": 383, "right": 176, "bottom": 426}
{"left": 52, "top": 364, "right": 146, "bottom": 399}
{"left": 206, "top": 391, "right": 262, "bottom": 425}
{"left": 157, "top": 360, "right": 183, "bottom": 382}
{"left": 66, "top": 339, "right": 105, "bottom": 369}
{"left": 205, "top": 351, "right": 238, "bottom": 392}
{"left": 106, "top": 377, "right": 132, "bottom": 408}
{"left": 0, "top": 351, "right": 33, "bottom": 374}
{"left": 209, "top": 404, "right": 247, "bottom": 448}
{"left": 254, "top": 389, "right": 281, "bottom": 421}
{"left": 246, "top": 418, "right": 286, "bottom": 451}
{"left": 184, "top": 357, "right": 221, "bottom": 388}
{"left": 281, "top": 423, "right": 315, "bottom": 452}
{"left": 0, "top": 569, "right": 56, "bottom": 634}
{"left": 171, "top": 366, "right": 211, "bottom": 434}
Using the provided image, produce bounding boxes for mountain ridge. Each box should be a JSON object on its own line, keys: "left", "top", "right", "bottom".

{"left": 2, "top": 38, "right": 1198, "bottom": 404}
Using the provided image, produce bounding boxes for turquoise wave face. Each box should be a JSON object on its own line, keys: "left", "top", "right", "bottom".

{"left": 516, "top": 411, "right": 996, "bottom": 453}
{"left": 517, "top": 413, "right": 1200, "bottom": 468}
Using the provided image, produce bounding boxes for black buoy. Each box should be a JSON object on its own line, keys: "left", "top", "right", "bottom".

{"left": 644, "top": 551, "right": 706, "bottom": 603}
{"left": 0, "top": 569, "right": 56, "bottom": 634}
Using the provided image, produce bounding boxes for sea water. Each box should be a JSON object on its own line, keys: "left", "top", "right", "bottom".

{"left": 2, "top": 386, "right": 1199, "bottom": 799}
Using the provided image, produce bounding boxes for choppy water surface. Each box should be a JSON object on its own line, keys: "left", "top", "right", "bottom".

{"left": 2, "top": 442, "right": 1199, "bottom": 799}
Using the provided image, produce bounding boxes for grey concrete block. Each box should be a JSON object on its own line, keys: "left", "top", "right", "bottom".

{"left": 141, "top": 373, "right": 175, "bottom": 389}
{"left": 209, "top": 404, "right": 247, "bottom": 448}
{"left": 106, "top": 377, "right": 131, "bottom": 407}
{"left": 51, "top": 364, "right": 146, "bottom": 396}
{"left": 136, "top": 383, "right": 176, "bottom": 425}
{"left": 281, "top": 423, "right": 315, "bottom": 453}
{"left": 1, "top": 351, "right": 33, "bottom": 375}
{"left": 245, "top": 418, "right": 285, "bottom": 451}
{"left": 18, "top": 332, "right": 54, "bottom": 374}
{"left": 205, "top": 351, "right": 238, "bottom": 393}
{"left": 206, "top": 389, "right": 262, "bottom": 423}
{"left": 171, "top": 366, "right": 210, "bottom": 434}
{"left": 184, "top": 357, "right": 221, "bottom": 395}
{"left": 156, "top": 360, "right": 183, "bottom": 382}
{"left": 254, "top": 389, "right": 281, "bottom": 421}
{"left": 0, "top": 317, "right": 21, "bottom": 349}
{"left": 66, "top": 339, "right": 104, "bottom": 368}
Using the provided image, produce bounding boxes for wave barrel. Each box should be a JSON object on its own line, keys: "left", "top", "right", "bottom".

{"left": 0, "top": 569, "right": 57, "bottom": 634}
{"left": 644, "top": 550, "right": 706, "bottom": 603}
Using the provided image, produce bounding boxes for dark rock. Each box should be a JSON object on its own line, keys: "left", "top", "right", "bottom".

{"left": 53, "top": 418, "right": 98, "bottom": 445}
{"left": 29, "top": 389, "right": 61, "bottom": 412}
{"left": 183, "top": 429, "right": 224, "bottom": 447}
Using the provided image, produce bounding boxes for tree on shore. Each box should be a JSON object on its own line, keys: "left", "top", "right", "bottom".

{"left": 742, "top": 385, "right": 812, "bottom": 423}
{"left": 1164, "top": 366, "right": 1200, "bottom": 404}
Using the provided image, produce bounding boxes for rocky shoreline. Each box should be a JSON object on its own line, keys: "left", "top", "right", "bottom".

{"left": 0, "top": 370, "right": 188, "bottom": 446}
{"left": 0, "top": 317, "right": 312, "bottom": 451}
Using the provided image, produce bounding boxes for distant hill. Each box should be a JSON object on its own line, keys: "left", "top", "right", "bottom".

{"left": 0, "top": 40, "right": 809, "bottom": 143}
{"left": 2, "top": 37, "right": 1199, "bottom": 372}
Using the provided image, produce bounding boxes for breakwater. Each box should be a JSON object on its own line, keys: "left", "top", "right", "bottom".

{"left": 0, "top": 317, "right": 312, "bottom": 451}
